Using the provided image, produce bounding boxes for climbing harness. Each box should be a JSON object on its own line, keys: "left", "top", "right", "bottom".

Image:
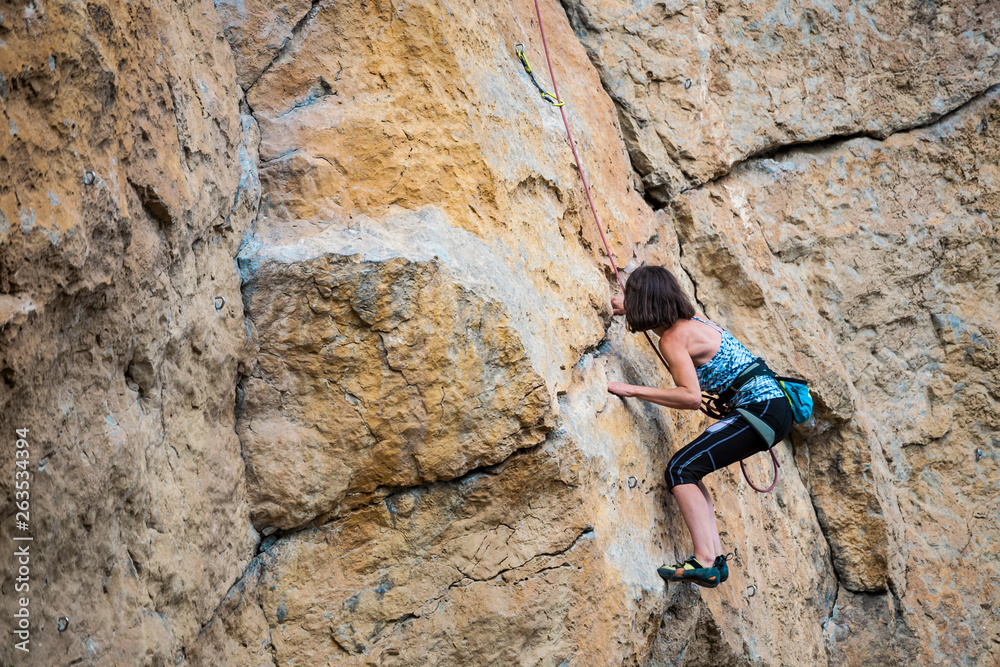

{"left": 516, "top": 1, "right": 806, "bottom": 493}
{"left": 701, "top": 357, "right": 812, "bottom": 492}
{"left": 515, "top": 44, "right": 563, "bottom": 106}
{"left": 700, "top": 358, "right": 770, "bottom": 420}
{"left": 703, "top": 358, "right": 781, "bottom": 492}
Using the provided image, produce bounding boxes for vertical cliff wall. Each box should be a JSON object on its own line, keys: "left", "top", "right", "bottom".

{"left": 1, "top": 0, "right": 997, "bottom": 665}
{"left": 1, "top": 0, "right": 260, "bottom": 663}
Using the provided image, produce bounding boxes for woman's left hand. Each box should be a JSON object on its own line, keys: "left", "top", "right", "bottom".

{"left": 608, "top": 381, "right": 635, "bottom": 398}
{"left": 611, "top": 295, "right": 625, "bottom": 315}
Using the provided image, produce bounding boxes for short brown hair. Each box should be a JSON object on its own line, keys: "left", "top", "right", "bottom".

{"left": 624, "top": 265, "right": 696, "bottom": 332}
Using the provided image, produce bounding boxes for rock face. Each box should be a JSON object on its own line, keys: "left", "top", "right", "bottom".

{"left": 0, "top": 0, "right": 259, "bottom": 662}
{"left": 1, "top": 0, "right": 997, "bottom": 666}
{"left": 563, "top": 0, "right": 1000, "bottom": 201}
{"left": 238, "top": 221, "right": 555, "bottom": 531}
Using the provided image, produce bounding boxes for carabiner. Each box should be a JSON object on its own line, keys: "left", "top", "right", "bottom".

{"left": 514, "top": 43, "right": 565, "bottom": 107}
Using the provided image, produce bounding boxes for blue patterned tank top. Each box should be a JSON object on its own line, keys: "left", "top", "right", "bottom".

{"left": 692, "top": 317, "right": 785, "bottom": 408}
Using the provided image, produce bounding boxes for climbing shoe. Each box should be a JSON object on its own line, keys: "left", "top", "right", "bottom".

{"left": 713, "top": 552, "right": 734, "bottom": 583}
{"left": 657, "top": 557, "right": 720, "bottom": 588}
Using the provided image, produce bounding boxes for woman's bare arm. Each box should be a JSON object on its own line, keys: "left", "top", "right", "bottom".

{"left": 607, "top": 326, "right": 702, "bottom": 410}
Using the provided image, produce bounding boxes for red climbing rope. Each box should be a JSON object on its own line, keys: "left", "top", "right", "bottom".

{"left": 529, "top": 0, "right": 670, "bottom": 370}
{"left": 524, "top": 0, "right": 779, "bottom": 493}
{"left": 741, "top": 449, "right": 780, "bottom": 493}
{"left": 530, "top": 0, "right": 624, "bottom": 292}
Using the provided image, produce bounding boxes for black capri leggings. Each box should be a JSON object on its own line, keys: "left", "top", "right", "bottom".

{"left": 666, "top": 397, "right": 792, "bottom": 490}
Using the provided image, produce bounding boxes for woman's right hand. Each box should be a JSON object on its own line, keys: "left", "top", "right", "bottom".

{"left": 611, "top": 295, "right": 625, "bottom": 315}
{"left": 608, "top": 381, "right": 636, "bottom": 398}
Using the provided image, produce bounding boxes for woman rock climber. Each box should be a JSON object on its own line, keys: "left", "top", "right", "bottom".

{"left": 607, "top": 265, "right": 792, "bottom": 588}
